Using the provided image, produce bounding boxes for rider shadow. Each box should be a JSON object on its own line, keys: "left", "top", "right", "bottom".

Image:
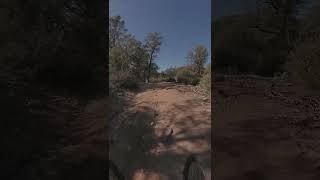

{"left": 109, "top": 105, "right": 158, "bottom": 178}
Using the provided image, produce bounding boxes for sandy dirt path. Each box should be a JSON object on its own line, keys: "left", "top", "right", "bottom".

{"left": 110, "top": 82, "right": 211, "bottom": 180}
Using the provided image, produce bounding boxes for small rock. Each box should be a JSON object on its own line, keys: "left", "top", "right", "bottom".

{"left": 164, "top": 128, "right": 173, "bottom": 143}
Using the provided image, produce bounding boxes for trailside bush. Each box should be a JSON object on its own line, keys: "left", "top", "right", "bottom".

{"left": 163, "top": 67, "right": 178, "bottom": 82}
{"left": 200, "top": 64, "right": 211, "bottom": 92}
{"left": 166, "top": 77, "right": 176, "bottom": 82}
{"left": 176, "top": 69, "right": 199, "bottom": 85}
{"left": 118, "top": 79, "right": 139, "bottom": 90}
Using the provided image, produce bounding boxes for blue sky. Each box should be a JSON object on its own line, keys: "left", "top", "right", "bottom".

{"left": 110, "top": 0, "right": 211, "bottom": 71}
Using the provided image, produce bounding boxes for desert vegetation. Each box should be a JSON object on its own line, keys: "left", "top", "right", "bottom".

{"left": 109, "top": 15, "right": 211, "bottom": 94}
{"left": 213, "top": 0, "right": 315, "bottom": 77}
{"left": 108, "top": 14, "right": 211, "bottom": 180}
{"left": 213, "top": 0, "right": 320, "bottom": 90}
{"left": 161, "top": 45, "right": 210, "bottom": 88}
{"left": 0, "top": 1, "right": 107, "bottom": 179}
{"left": 109, "top": 15, "right": 162, "bottom": 89}
{"left": 213, "top": 1, "right": 320, "bottom": 179}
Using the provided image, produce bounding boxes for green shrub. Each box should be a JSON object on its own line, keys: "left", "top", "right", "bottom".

{"left": 200, "top": 64, "right": 211, "bottom": 92}
{"left": 163, "top": 67, "right": 178, "bottom": 82}
{"left": 118, "top": 79, "right": 139, "bottom": 90}
{"left": 176, "top": 68, "right": 199, "bottom": 85}
{"left": 166, "top": 77, "right": 176, "bottom": 82}
{"left": 200, "top": 74, "right": 211, "bottom": 92}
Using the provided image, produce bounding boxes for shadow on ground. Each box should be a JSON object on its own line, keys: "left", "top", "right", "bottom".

{"left": 110, "top": 85, "right": 211, "bottom": 179}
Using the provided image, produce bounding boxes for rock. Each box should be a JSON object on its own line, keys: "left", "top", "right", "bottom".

{"left": 163, "top": 128, "right": 173, "bottom": 143}
{"left": 165, "top": 128, "right": 173, "bottom": 136}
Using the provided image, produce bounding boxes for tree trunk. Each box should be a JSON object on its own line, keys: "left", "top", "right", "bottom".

{"left": 146, "top": 59, "right": 152, "bottom": 83}
{"left": 146, "top": 50, "right": 154, "bottom": 83}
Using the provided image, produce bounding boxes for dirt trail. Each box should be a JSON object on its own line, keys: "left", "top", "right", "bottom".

{"left": 110, "top": 82, "right": 211, "bottom": 180}
{"left": 213, "top": 75, "right": 320, "bottom": 180}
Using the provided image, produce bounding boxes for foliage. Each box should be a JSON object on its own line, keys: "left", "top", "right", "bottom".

{"left": 109, "top": 16, "right": 161, "bottom": 85}
{"left": 213, "top": 14, "right": 264, "bottom": 74}
{"left": 0, "top": 1, "right": 108, "bottom": 179}
{"left": 144, "top": 32, "right": 163, "bottom": 83}
{"left": 176, "top": 67, "right": 199, "bottom": 85}
{"left": 119, "top": 79, "right": 139, "bottom": 90}
{"left": 162, "top": 67, "right": 177, "bottom": 81}
{"left": 109, "top": 34, "right": 149, "bottom": 83}
{"left": 109, "top": 15, "right": 127, "bottom": 48}
{"left": 187, "top": 45, "right": 208, "bottom": 76}
{"left": 0, "top": 0, "right": 108, "bottom": 94}
{"left": 213, "top": 0, "right": 307, "bottom": 76}
{"left": 213, "top": 12, "right": 295, "bottom": 76}
{"left": 200, "top": 64, "right": 211, "bottom": 92}
{"left": 149, "top": 62, "right": 160, "bottom": 78}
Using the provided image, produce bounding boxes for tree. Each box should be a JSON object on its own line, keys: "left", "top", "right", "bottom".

{"left": 109, "top": 15, "right": 127, "bottom": 48}
{"left": 149, "top": 62, "right": 160, "bottom": 78}
{"left": 144, "top": 32, "right": 162, "bottom": 83}
{"left": 186, "top": 45, "right": 208, "bottom": 76}
{"left": 164, "top": 67, "right": 177, "bottom": 79}
{"left": 125, "top": 35, "right": 149, "bottom": 81}
{"left": 0, "top": 0, "right": 108, "bottom": 179}
{"left": 109, "top": 29, "right": 151, "bottom": 82}
{"left": 109, "top": 16, "right": 162, "bottom": 84}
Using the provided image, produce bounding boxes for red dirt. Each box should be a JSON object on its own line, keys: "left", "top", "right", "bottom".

{"left": 110, "top": 82, "right": 211, "bottom": 180}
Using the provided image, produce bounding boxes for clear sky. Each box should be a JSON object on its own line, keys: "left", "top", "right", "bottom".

{"left": 110, "top": 0, "right": 211, "bottom": 71}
